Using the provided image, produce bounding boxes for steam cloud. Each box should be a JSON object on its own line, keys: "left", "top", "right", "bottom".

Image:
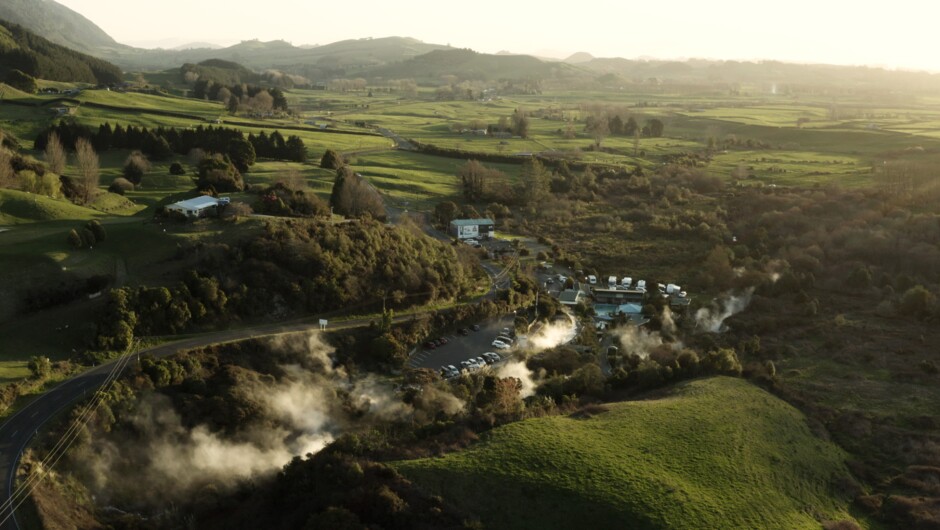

{"left": 496, "top": 361, "right": 538, "bottom": 398}
{"left": 694, "top": 287, "right": 755, "bottom": 333}
{"left": 78, "top": 330, "right": 460, "bottom": 506}
{"left": 528, "top": 310, "right": 578, "bottom": 350}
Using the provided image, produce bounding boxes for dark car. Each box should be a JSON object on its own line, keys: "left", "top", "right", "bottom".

{"left": 459, "top": 328, "right": 470, "bottom": 336}
{"left": 471, "top": 324, "right": 481, "bottom": 331}
{"left": 439, "top": 337, "right": 449, "bottom": 345}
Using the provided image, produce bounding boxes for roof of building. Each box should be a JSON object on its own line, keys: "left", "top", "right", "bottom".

{"left": 450, "top": 218, "right": 495, "bottom": 226}
{"left": 171, "top": 196, "right": 221, "bottom": 210}
{"left": 559, "top": 290, "right": 583, "bottom": 304}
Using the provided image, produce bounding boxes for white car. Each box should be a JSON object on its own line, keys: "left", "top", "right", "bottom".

{"left": 496, "top": 335, "right": 514, "bottom": 344}
{"left": 491, "top": 340, "right": 510, "bottom": 349}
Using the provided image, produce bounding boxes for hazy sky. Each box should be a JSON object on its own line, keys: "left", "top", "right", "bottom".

{"left": 56, "top": 0, "right": 939, "bottom": 71}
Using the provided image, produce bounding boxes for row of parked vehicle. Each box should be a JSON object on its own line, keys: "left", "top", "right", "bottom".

{"left": 440, "top": 352, "right": 503, "bottom": 379}
{"left": 491, "top": 327, "right": 515, "bottom": 350}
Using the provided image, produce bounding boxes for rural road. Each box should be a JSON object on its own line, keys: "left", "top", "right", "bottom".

{"left": 0, "top": 314, "right": 417, "bottom": 529}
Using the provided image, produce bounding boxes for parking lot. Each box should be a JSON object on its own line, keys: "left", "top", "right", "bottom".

{"left": 407, "top": 314, "right": 518, "bottom": 372}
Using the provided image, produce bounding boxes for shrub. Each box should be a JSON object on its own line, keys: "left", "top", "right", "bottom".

{"left": 27, "top": 356, "right": 52, "bottom": 379}
{"left": 108, "top": 177, "right": 135, "bottom": 195}
{"left": 169, "top": 162, "right": 186, "bottom": 175}
{"left": 122, "top": 151, "right": 151, "bottom": 184}
{"left": 320, "top": 148, "right": 343, "bottom": 169}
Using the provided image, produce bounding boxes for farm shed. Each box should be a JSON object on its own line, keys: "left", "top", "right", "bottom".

{"left": 166, "top": 196, "right": 229, "bottom": 219}
{"left": 450, "top": 218, "right": 495, "bottom": 240}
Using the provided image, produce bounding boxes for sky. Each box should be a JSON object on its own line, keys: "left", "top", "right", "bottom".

{"left": 55, "top": 0, "right": 940, "bottom": 71}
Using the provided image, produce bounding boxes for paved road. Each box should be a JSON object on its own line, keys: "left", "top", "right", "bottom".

{"left": 0, "top": 315, "right": 413, "bottom": 529}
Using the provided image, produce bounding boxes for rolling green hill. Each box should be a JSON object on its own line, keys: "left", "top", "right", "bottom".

{"left": 0, "top": 188, "right": 102, "bottom": 224}
{"left": 367, "top": 48, "right": 584, "bottom": 82}
{"left": 395, "top": 377, "right": 860, "bottom": 530}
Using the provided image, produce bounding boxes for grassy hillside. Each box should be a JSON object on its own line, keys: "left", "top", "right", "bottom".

{"left": 0, "top": 0, "right": 123, "bottom": 54}
{"left": 396, "top": 377, "right": 859, "bottom": 530}
{"left": 0, "top": 188, "right": 102, "bottom": 224}
{"left": 0, "top": 19, "right": 123, "bottom": 85}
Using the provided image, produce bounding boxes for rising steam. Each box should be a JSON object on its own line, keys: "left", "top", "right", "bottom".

{"left": 496, "top": 361, "right": 538, "bottom": 398}
{"left": 694, "top": 287, "right": 755, "bottom": 333}
{"left": 77, "top": 330, "right": 455, "bottom": 506}
{"left": 528, "top": 310, "right": 578, "bottom": 350}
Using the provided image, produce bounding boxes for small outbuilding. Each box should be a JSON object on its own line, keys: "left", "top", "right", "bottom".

{"left": 450, "top": 218, "right": 495, "bottom": 240}
{"left": 166, "top": 196, "right": 230, "bottom": 219}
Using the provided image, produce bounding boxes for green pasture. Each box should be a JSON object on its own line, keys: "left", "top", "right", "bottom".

{"left": 707, "top": 150, "right": 870, "bottom": 187}
{"left": 396, "top": 377, "right": 858, "bottom": 530}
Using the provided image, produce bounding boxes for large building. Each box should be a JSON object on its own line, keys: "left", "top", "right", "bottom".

{"left": 450, "top": 218, "right": 495, "bottom": 240}
{"left": 165, "top": 196, "right": 230, "bottom": 219}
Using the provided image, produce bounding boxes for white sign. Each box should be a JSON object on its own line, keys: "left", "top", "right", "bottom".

{"left": 458, "top": 224, "right": 479, "bottom": 239}
{"left": 318, "top": 319, "right": 328, "bottom": 330}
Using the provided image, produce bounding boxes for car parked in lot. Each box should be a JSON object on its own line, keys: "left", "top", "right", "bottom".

{"left": 496, "top": 335, "right": 514, "bottom": 344}
{"left": 471, "top": 324, "right": 481, "bottom": 331}
{"left": 491, "top": 340, "right": 510, "bottom": 349}
{"left": 459, "top": 328, "right": 469, "bottom": 336}
{"left": 482, "top": 352, "right": 501, "bottom": 364}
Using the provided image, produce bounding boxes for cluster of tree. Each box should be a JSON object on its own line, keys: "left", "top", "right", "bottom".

{"left": 725, "top": 186, "right": 940, "bottom": 320}
{"left": 66, "top": 219, "right": 106, "bottom": 249}
{"left": 255, "top": 180, "right": 329, "bottom": 218}
{"left": 180, "top": 59, "right": 261, "bottom": 86}
{"left": 35, "top": 121, "right": 307, "bottom": 167}
{"left": 0, "top": 20, "right": 122, "bottom": 86}
{"left": 96, "top": 219, "right": 476, "bottom": 348}
{"left": 329, "top": 166, "right": 386, "bottom": 221}
{"left": 95, "top": 272, "right": 229, "bottom": 351}
{"left": 191, "top": 79, "right": 288, "bottom": 114}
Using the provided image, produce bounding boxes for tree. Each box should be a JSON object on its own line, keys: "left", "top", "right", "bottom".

{"left": 516, "top": 158, "right": 549, "bottom": 207}
{"left": 511, "top": 108, "right": 530, "bottom": 138}
{"left": 74, "top": 138, "right": 100, "bottom": 204}
{"left": 227, "top": 137, "right": 256, "bottom": 173}
{"left": 330, "top": 167, "right": 385, "bottom": 220}
{"left": 5, "top": 70, "right": 37, "bottom": 93}
{"left": 122, "top": 151, "right": 150, "bottom": 184}
{"left": 87, "top": 219, "right": 106, "bottom": 242}
{"left": 44, "top": 131, "right": 66, "bottom": 175}
{"left": 285, "top": 136, "right": 307, "bottom": 163}
{"left": 27, "top": 356, "right": 52, "bottom": 380}
{"left": 169, "top": 162, "right": 186, "bottom": 175}
{"left": 67, "top": 228, "right": 83, "bottom": 249}
{"left": 433, "top": 201, "right": 458, "bottom": 227}
{"left": 458, "top": 159, "right": 488, "bottom": 201}
{"left": 587, "top": 115, "right": 610, "bottom": 148}
{"left": 196, "top": 156, "right": 244, "bottom": 192}
{"left": 647, "top": 118, "right": 665, "bottom": 137}
{"left": 320, "top": 149, "right": 343, "bottom": 169}
{"left": 899, "top": 285, "right": 936, "bottom": 319}
{"left": 608, "top": 114, "right": 624, "bottom": 135}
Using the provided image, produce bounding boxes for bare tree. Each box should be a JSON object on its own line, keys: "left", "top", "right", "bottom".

{"left": 0, "top": 147, "right": 15, "bottom": 188}
{"left": 74, "top": 138, "right": 100, "bottom": 204}
{"left": 44, "top": 131, "right": 67, "bottom": 175}
{"left": 279, "top": 169, "right": 306, "bottom": 190}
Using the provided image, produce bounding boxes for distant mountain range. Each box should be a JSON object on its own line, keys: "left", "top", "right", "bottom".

{"left": 3, "top": 0, "right": 940, "bottom": 91}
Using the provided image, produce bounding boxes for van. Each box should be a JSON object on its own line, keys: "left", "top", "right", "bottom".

{"left": 587, "top": 275, "right": 597, "bottom": 285}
